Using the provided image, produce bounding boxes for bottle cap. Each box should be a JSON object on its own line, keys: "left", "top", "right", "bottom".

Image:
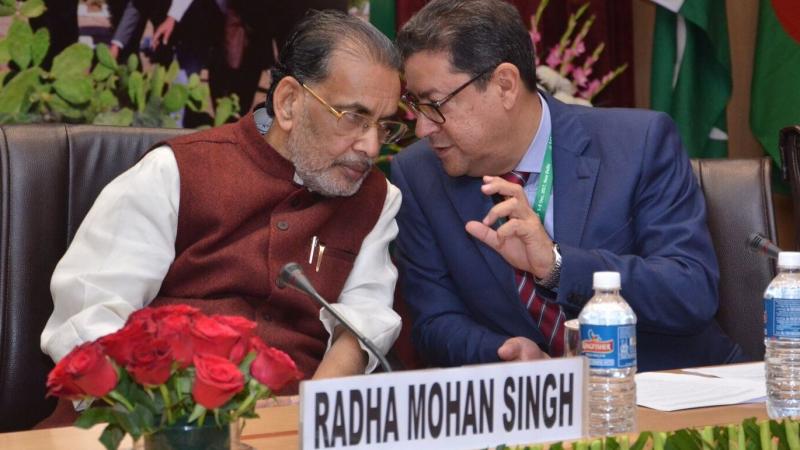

{"left": 593, "top": 271, "right": 621, "bottom": 289}
{"left": 778, "top": 252, "right": 800, "bottom": 268}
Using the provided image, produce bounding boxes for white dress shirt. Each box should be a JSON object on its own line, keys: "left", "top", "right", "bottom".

{"left": 41, "top": 146, "right": 402, "bottom": 374}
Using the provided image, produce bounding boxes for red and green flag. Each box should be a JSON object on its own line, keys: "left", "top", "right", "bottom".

{"left": 750, "top": 0, "right": 800, "bottom": 166}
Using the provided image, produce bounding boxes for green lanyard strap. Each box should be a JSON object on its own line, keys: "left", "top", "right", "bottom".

{"left": 531, "top": 135, "right": 553, "bottom": 223}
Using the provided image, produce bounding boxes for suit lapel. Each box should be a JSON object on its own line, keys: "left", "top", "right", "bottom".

{"left": 442, "top": 175, "right": 519, "bottom": 301}
{"left": 547, "top": 94, "right": 599, "bottom": 247}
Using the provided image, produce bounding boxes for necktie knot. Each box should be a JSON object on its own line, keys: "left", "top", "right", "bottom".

{"left": 501, "top": 170, "right": 530, "bottom": 187}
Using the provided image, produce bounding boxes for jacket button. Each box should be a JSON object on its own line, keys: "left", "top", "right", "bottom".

{"left": 276, "top": 220, "right": 289, "bottom": 231}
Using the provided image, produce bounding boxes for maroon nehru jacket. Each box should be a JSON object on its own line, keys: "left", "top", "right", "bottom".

{"left": 149, "top": 113, "right": 387, "bottom": 393}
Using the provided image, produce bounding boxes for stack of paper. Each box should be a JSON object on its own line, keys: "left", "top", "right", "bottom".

{"left": 635, "top": 362, "right": 766, "bottom": 411}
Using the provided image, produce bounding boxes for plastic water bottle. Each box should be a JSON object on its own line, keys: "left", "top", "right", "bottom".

{"left": 579, "top": 271, "right": 637, "bottom": 436}
{"left": 765, "top": 251, "right": 800, "bottom": 418}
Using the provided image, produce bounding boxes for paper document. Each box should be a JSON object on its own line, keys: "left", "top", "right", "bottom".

{"left": 635, "top": 372, "right": 766, "bottom": 411}
{"left": 682, "top": 362, "right": 765, "bottom": 382}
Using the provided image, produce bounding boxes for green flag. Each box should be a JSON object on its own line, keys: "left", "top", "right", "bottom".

{"left": 369, "top": 0, "right": 397, "bottom": 39}
{"left": 750, "top": 0, "right": 800, "bottom": 166}
{"left": 650, "top": 0, "right": 731, "bottom": 158}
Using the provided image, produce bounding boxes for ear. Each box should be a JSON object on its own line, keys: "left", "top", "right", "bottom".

{"left": 271, "top": 76, "right": 304, "bottom": 131}
{"left": 492, "top": 62, "right": 522, "bottom": 110}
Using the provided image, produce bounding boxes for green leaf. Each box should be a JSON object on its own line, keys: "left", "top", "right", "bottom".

{"left": 49, "top": 93, "right": 84, "bottom": 119}
{"left": 96, "top": 89, "right": 118, "bottom": 110}
{"left": 149, "top": 65, "right": 166, "bottom": 100}
{"left": 75, "top": 407, "right": 115, "bottom": 429}
{"left": 214, "top": 97, "right": 233, "bottom": 127}
{"left": 165, "top": 60, "right": 179, "bottom": 83}
{"left": 51, "top": 43, "right": 93, "bottom": 79}
{"left": 95, "top": 43, "right": 118, "bottom": 70}
{"left": 8, "top": 19, "right": 33, "bottom": 70}
{"left": 30, "top": 27, "right": 49, "bottom": 67}
{"left": 92, "top": 63, "right": 114, "bottom": 81}
{"left": 187, "top": 403, "right": 206, "bottom": 424}
{"left": 93, "top": 108, "right": 134, "bottom": 126}
{"left": 787, "top": 421, "right": 800, "bottom": 450}
{"left": 128, "top": 71, "right": 145, "bottom": 112}
{"left": 98, "top": 424, "right": 125, "bottom": 450}
{"left": 0, "top": 39, "right": 10, "bottom": 65}
{"left": 0, "top": 5, "right": 15, "bottom": 16}
{"left": 0, "top": 67, "right": 41, "bottom": 114}
{"left": 163, "top": 83, "right": 188, "bottom": 113}
{"left": 127, "top": 53, "right": 139, "bottom": 72}
{"left": 186, "top": 83, "right": 209, "bottom": 112}
{"left": 20, "top": 0, "right": 45, "bottom": 18}
{"left": 54, "top": 75, "right": 92, "bottom": 104}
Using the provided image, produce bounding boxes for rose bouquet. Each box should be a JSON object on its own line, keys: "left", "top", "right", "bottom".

{"left": 46, "top": 305, "right": 303, "bottom": 450}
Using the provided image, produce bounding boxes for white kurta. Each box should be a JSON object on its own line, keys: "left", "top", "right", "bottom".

{"left": 41, "top": 145, "right": 402, "bottom": 373}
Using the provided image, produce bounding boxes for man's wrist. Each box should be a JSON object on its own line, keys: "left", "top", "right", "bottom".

{"left": 535, "top": 243, "right": 561, "bottom": 289}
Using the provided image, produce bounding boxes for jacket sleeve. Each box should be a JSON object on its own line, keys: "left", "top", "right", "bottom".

{"left": 391, "top": 155, "right": 509, "bottom": 367}
{"left": 558, "top": 113, "right": 720, "bottom": 334}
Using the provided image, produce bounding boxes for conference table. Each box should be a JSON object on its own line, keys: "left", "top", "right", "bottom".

{"left": 0, "top": 373, "right": 769, "bottom": 449}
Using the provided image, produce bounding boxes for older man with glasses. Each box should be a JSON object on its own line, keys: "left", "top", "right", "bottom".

{"left": 41, "top": 10, "right": 405, "bottom": 423}
{"left": 391, "top": 0, "right": 745, "bottom": 371}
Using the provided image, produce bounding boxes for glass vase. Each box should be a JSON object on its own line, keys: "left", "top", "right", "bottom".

{"left": 142, "top": 418, "right": 238, "bottom": 450}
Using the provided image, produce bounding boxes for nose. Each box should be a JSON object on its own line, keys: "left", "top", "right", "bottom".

{"left": 414, "top": 114, "right": 441, "bottom": 139}
{"left": 353, "top": 125, "right": 381, "bottom": 158}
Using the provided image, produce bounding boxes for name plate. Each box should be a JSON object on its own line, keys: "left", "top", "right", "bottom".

{"left": 300, "top": 357, "right": 587, "bottom": 450}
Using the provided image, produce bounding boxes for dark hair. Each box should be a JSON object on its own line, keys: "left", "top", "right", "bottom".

{"left": 266, "top": 10, "right": 401, "bottom": 117}
{"left": 396, "top": 0, "right": 537, "bottom": 91}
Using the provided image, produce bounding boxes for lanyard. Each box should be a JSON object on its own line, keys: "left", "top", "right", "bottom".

{"left": 531, "top": 135, "right": 553, "bottom": 223}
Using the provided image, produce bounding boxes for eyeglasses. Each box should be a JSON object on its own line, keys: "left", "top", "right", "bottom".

{"left": 401, "top": 67, "right": 494, "bottom": 125}
{"left": 300, "top": 83, "right": 408, "bottom": 144}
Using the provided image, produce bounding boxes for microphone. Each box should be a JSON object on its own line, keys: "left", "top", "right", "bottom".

{"left": 747, "top": 232, "right": 781, "bottom": 259}
{"left": 277, "top": 262, "right": 393, "bottom": 373}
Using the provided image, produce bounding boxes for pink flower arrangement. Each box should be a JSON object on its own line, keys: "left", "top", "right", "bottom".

{"left": 531, "top": 0, "right": 628, "bottom": 105}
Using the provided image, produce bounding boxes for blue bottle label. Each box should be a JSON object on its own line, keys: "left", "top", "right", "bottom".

{"left": 580, "top": 324, "right": 637, "bottom": 369}
{"left": 764, "top": 298, "right": 800, "bottom": 338}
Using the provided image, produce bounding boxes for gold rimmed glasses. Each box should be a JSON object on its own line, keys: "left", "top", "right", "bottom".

{"left": 300, "top": 83, "right": 408, "bottom": 144}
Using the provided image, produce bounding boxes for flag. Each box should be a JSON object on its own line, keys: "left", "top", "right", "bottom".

{"left": 750, "top": 0, "right": 800, "bottom": 166}
{"left": 369, "top": 0, "right": 397, "bottom": 39}
{"left": 650, "top": 0, "right": 731, "bottom": 158}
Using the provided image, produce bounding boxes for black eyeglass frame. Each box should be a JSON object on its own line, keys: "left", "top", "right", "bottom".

{"left": 402, "top": 67, "right": 495, "bottom": 125}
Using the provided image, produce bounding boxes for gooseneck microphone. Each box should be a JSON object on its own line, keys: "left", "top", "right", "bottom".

{"left": 277, "top": 262, "right": 393, "bottom": 373}
{"left": 748, "top": 232, "right": 782, "bottom": 260}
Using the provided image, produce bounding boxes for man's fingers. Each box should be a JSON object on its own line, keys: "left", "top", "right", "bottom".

{"left": 465, "top": 221, "right": 499, "bottom": 249}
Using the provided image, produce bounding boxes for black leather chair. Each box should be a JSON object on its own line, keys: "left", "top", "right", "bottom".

{"left": 780, "top": 125, "right": 800, "bottom": 249}
{"left": 691, "top": 158, "right": 777, "bottom": 361}
{"left": 0, "top": 124, "right": 190, "bottom": 432}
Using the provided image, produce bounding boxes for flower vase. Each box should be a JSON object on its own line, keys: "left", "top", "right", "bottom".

{"left": 143, "top": 418, "right": 235, "bottom": 450}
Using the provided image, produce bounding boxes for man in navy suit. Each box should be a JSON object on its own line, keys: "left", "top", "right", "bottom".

{"left": 391, "top": 0, "right": 745, "bottom": 371}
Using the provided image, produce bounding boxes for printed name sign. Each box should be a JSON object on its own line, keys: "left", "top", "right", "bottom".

{"left": 299, "top": 357, "right": 586, "bottom": 450}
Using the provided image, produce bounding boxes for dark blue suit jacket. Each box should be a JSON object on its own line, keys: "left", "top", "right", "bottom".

{"left": 390, "top": 94, "right": 744, "bottom": 371}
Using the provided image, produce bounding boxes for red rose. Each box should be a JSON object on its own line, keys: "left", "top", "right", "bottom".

{"left": 127, "top": 337, "right": 173, "bottom": 386}
{"left": 126, "top": 308, "right": 158, "bottom": 333}
{"left": 249, "top": 341, "right": 302, "bottom": 392}
{"left": 48, "top": 342, "right": 118, "bottom": 398}
{"left": 156, "top": 314, "right": 194, "bottom": 367}
{"left": 151, "top": 304, "right": 201, "bottom": 320}
{"left": 99, "top": 320, "right": 153, "bottom": 366}
{"left": 190, "top": 315, "right": 240, "bottom": 359}
{"left": 191, "top": 354, "right": 245, "bottom": 409}
{"left": 46, "top": 363, "right": 82, "bottom": 398}
{"left": 215, "top": 315, "right": 257, "bottom": 363}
